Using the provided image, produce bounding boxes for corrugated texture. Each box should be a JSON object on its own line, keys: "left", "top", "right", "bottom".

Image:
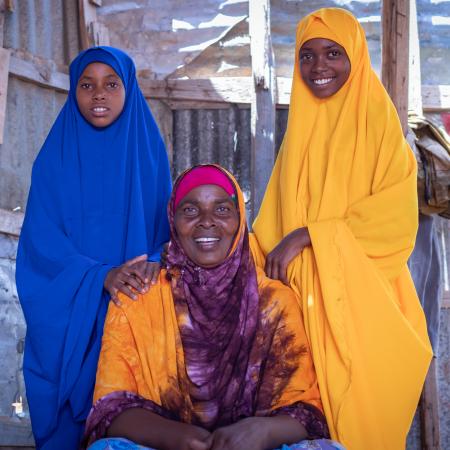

{"left": 173, "top": 107, "right": 252, "bottom": 204}
{"left": 3, "top": 0, "right": 79, "bottom": 66}
{"left": 172, "top": 107, "right": 290, "bottom": 218}
{"left": 0, "top": 77, "right": 67, "bottom": 211}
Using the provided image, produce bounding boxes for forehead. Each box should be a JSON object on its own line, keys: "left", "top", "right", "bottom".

{"left": 78, "top": 62, "right": 120, "bottom": 80}
{"left": 300, "top": 37, "right": 344, "bottom": 52}
{"left": 177, "top": 184, "right": 232, "bottom": 205}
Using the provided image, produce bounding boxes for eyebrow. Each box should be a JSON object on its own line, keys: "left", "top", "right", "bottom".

{"left": 178, "top": 197, "right": 235, "bottom": 207}
{"left": 300, "top": 44, "right": 340, "bottom": 51}
{"left": 78, "top": 74, "right": 120, "bottom": 81}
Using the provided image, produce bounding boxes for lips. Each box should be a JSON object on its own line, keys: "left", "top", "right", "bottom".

{"left": 90, "top": 106, "right": 110, "bottom": 116}
{"left": 194, "top": 237, "right": 220, "bottom": 243}
{"left": 312, "top": 77, "right": 335, "bottom": 86}
{"left": 193, "top": 236, "right": 221, "bottom": 250}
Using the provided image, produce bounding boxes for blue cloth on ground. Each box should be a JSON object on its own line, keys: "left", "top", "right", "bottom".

{"left": 88, "top": 438, "right": 346, "bottom": 450}
{"left": 16, "top": 46, "right": 172, "bottom": 449}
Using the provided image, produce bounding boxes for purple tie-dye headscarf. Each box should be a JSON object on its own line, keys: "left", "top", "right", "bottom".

{"left": 166, "top": 164, "right": 260, "bottom": 428}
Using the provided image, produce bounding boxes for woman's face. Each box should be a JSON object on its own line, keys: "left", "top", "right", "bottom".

{"left": 76, "top": 62, "right": 125, "bottom": 127}
{"left": 299, "top": 38, "right": 351, "bottom": 98}
{"left": 174, "top": 184, "right": 239, "bottom": 269}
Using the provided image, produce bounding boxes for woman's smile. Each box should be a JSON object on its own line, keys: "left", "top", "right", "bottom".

{"left": 174, "top": 184, "right": 239, "bottom": 268}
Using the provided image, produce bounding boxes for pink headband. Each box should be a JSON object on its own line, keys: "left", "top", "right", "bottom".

{"left": 174, "top": 166, "right": 236, "bottom": 210}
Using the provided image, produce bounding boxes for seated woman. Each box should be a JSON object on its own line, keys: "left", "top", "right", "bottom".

{"left": 83, "top": 164, "right": 344, "bottom": 450}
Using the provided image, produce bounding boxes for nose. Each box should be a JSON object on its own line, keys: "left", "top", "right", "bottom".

{"left": 197, "top": 211, "right": 216, "bottom": 228}
{"left": 311, "top": 55, "right": 327, "bottom": 73}
{"left": 92, "top": 87, "right": 106, "bottom": 101}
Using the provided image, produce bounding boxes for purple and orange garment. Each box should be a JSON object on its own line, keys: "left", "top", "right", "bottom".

{"left": 83, "top": 165, "right": 328, "bottom": 447}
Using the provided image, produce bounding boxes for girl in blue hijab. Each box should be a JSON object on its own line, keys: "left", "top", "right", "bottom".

{"left": 16, "top": 47, "right": 172, "bottom": 449}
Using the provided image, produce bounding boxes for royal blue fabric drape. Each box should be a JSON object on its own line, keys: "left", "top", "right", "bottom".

{"left": 16, "top": 47, "right": 171, "bottom": 449}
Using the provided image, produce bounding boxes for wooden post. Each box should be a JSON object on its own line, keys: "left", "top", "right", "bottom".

{"left": 249, "top": 0, "right": 276, "bottom": 222}
{"left": 78, "top": 0, "right": 109, "bottom": 49}
{"left": 0, "top": 47, "right": 10, "bottom": 144}
{"left": 420, "top": 359, "right": 442, "bottom": 450}
{"left": 408, "top": 2, "right": 441, "bottom": 447}
{"left": 408, "top": 0, "right": 422, "bottom": 116}
{"left": 381, "top": 0, "right": 410, "bottom": 133}
{"left": 0, "top": 1, "right": 10, "bottom": 145}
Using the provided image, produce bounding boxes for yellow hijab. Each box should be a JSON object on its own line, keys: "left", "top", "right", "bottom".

{"left": 251, "top": 8, "right": 432, "bottom": 450}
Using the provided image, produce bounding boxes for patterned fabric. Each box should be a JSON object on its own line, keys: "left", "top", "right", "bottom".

{"left": 166, "top": 165, "right": 261, "bottom": 428}
{"left": 84, "top": 165, "right": 328, "bottom": 447}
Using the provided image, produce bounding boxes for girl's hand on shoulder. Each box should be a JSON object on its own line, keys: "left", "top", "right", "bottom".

{"left": 129, "top": 260, "right": 161, "bottom": 287}
{"left": 104, "top": 254, "right": 154, "bottom": 305}
{"left": 265, "top": 227, "right": 311, "bottom": 285}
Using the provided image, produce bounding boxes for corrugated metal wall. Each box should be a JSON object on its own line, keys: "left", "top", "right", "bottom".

{"left": 3, "top": 0, "right": 79, "bottom": 67}
{"left": 0, "top": 0, "right": 79, "bottom": 212}
{"left": 172, "top": 107, "right": 289, "bottom": 219}
{"left": 0, "top": 2, "right": 80, "bottom": 446}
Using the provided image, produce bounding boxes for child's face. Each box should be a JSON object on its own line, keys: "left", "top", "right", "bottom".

{"left": 76, "top": 62, "right": 125, "bottom": 127}
{"left": 299, "top": 38, "right": 351, "bottom": 98}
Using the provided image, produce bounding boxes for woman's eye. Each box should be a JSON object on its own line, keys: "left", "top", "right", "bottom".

{"left": 80, "top": 83, "right": 91, "bottom": 89}
{"left": 216, "top": 206, "right": 231, "bottom": 214}
{"left": 108, "top": 81, "right": 119, "bottom": 89}
{"left": 329, "top": 50, "right": 341, "bottom": 58}
{"left": 183, "top": 206, "right": 198, "bottom": 216}
{"left": 300, "top": 54, "right": 312, "bottom": 61}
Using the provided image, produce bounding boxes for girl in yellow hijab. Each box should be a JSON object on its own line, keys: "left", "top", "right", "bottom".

{"left": 250, "top": 8, "right": 432, "bottom": 450}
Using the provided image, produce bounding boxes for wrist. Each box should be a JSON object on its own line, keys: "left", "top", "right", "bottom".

{"left": 292, "top": 227, "right": 311, "bottom": 249}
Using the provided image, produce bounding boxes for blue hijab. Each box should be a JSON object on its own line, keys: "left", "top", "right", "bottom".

{"left": 16, "top": 47, "right": 171, "bottom": 449}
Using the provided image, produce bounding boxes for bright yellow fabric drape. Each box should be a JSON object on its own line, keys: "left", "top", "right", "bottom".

{"left": 251, "top": 8, "right": 432, "bottom": 450}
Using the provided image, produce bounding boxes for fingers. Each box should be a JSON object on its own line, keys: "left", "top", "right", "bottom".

{"left": 265, "top": 254, "right": 279, "bottom": 281}
{"left": 124, "top": 254, "right": 148, "bottom": 267}
{"left": 146, "top": 262, "right": 161, "bottom": 285}
{"left": 187, "top": 439, "right": 210, "bottom": 450}
{"left": 278, "top": 262, "right": 289, "bottom": 285}
{"left": 264, "top": 255, "right": 273, "bottom": 279}
{"left": 116, "top": 281, "right": 139, "bottom": 301}
{"left": 109, "top": 288, "right": 122, "bottom": 307}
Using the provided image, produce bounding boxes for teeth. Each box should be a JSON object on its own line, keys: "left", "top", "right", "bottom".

{"left": 93, "top": 107, "right": 107, "bottom": 112}
{"left": 195, "top": 237, "right": 219, "bottom": 243}
{"left": 313, "top": 78, "right": 333, "bottom": 85}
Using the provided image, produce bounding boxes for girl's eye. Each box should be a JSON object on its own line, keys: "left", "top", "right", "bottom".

{"left": 329, "top": 50, "right": 341, "bottom": 58}
{"left": 80, "top": 83, "right": 91, "bottom": 89}
{"left": 300, "top": 54, "right": 313, "bottom": 61}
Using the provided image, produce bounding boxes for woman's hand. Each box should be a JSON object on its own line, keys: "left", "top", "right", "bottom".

{"left": 265, "top": 227, "right": 311, "bottom": 285}
{"left": 104, "top": 254, "right": 161, "bottom": 305}
{"left": 195, "top": 417, "right": 269, "bottom": 450}
{"left": 171, "top": 423, "right": 211, "bottom": 450}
